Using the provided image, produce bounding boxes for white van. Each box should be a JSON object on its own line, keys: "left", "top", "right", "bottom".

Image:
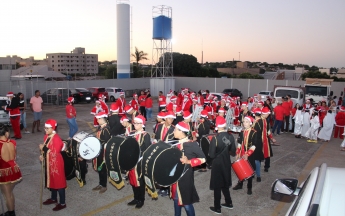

{"left": 105, "top": 87, "right": 125, "bottom": 102}
{"left": 0, "top": 96, "right": 10, "bottom": 125}
{"left": 273, "top": 86, "right": 305, "bottom": 107}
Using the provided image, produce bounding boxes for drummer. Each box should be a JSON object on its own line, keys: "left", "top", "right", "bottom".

{"left": 124, "top": 105, "right": 139, "bottom": 123}
{"left": 182, "top": 110, "right": 197, "bottom": 141}
{"left": 209, "top": 116, "right": 236, "bottom": 214}
{"left": 120, "top": 116, "right": 133, "bottom": 136}
{"left": 171, "top": 121, "right": 206, "bottom": 216}
{"left": 127, "top": 115, "right": 151, "bottom": 209}
{"left": 196, "top": 109, "right": 211, "bottom": 172}
{"left": 92, "top": 112, "right": 111, "bottom": 194}
{"left": 153, "top": 112, "right": 166, "bottom": 134}
{"left": 233, "top": 116, "right": 258, "bottom": 195}
{"left": 154, "top": 111, "right": 176, "bottom": 142}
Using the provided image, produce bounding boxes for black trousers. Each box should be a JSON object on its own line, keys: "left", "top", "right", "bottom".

{"left": 79, "top": 160, "right": 88, "bottom": 180}
{"left": 281, "top": 115, "right": 290, "bottom": 132}
{"left": 98, "top": 165, "right": 107, "bottom": 187}
{"left": 291, "top": 118, "right": 295, "bottom": 132}
{"left": 214, "top": 187, "right": 232, "bottom": 209}
{"left": 264, "top": 157, "right": 270, "bottom": 169}
{"left": 140, "top": 106, "right": 146, "bottom": 120}
{"left": 132, "top": 178, "right": 145, "bottom": 201}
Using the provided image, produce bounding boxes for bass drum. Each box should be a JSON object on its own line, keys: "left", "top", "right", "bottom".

{"left": 200, "top": 134, "right": 216, "bottom": 166}
{"left": 61, "top": 141, "right": 75, "bottom": 180}
{"left": 141, "top": 141, "right": 186, "bottom": 196}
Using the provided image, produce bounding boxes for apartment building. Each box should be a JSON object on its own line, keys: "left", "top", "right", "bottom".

{"left": 46, "top": 47, "right": 98, "bottom": 74}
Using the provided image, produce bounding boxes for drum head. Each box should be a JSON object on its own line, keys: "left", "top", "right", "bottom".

{"left": 153, "top": 148, "right": 184, "bottom": 186}
{"left": 73, "top": 131, "right": 89, "bottom": 143}
{"left": 118, "top": 137, "right": 140, "bottom": 171}
{"left": 79, "top": 137, "right": 101, "bottom": 160}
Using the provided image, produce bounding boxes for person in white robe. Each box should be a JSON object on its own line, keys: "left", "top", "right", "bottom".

{"left": 301, "top": 109, "right": 311, "bottom": 138}
{"left": 305, "top": 109, "right": 320, "bottom": 143}
{"left": 318, "top": 110, "right": 335, "bottom": 142}
{"left": 293, "top": 106, "right": 304, "bottom": 138}
{"left": 340, "top": 131, "right": 345, "bottom": 151}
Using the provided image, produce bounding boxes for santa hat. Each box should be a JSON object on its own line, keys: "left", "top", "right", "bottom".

{"left": 170, "top": 96, "right": 177, "bottom": 101}
{"left": 192, "top": 97, "right": 198, "bottom": 102}
{"left": 244, "top": 116, "right": 254, "bottom": 125}
{"left": 340, "top": 106, "right": 345, "bottom": 111}
{"left": 215, "top": 116, "right": 226, "bottom": 130}
{"left": 98, "top": 94, "right": 106, "bottom": 100}
{"left": 176, "top": 121, "right": 190, "bottom": 132}
{"left": 165, "top": 111, "right": 176, "bottom": 119}
{"left": 6, "top": 92, "right": 14, "bottom": 97}
{"left": 110, "top": 103, "right": 119, "bottom": 112}
{"left": 218, "top": 107, "right": 225, "bottom": 113}
{"left": 252, "top": 108, "right": 262, "bottom": 114}
{"left": 133, "top": 93, "right": 138, "bottom": 97}
{"left": 175, "top": 106, "right": 182, "bottom": 114}
{"left": 183, "top": 111, "right": 192, "bottom": 119}
{"left": 124, "top": 105, "right": 133, "bottom": 113}
{"left": 134, "top": 115, "right": 146, "bottom": 127}
{"left": 241, "top": 102, "right": 248, "bottom": 107}
{"left": 160, "top": 101, "right": 167, "bottom": 107}
{"left": 95, "top": 100, "right": 101, "bottom": 104}
{"left": 200, "top": 109, "right": 208, "bottom": 118}
{"left": 120, "top": 116, "right": 129, "bottom": 123}
{"left": 204, "top": 100, "right": 210, "bottom": 104}
{"left": 67, "top": 97, "right": 74, "bottom": 103}
{"left": 45, "top": 119, "right": 57, "bottom": 131}
{"left": 213, "top": 96, "right": 218, "bottom": 101}
{"left": 258, "top": 101, "right": 264, "bottom": 106}
{"left": 157, "top": 112, "right": 166, "bottom": 119}
{"left": 95, "top": 111, "right": 108, "bottom": 119}
{"left": 261, "top": 107, "right": 271, "bottom": 114}
{"left": 184, "top": 94, "right": 189, "bottom": 98}
{"left": 182, "top": 88, "right": 188, "bottom": 91}
{"left": 119, "top": 91, "right": 125, "bottom": 96}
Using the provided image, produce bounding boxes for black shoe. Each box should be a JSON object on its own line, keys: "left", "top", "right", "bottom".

{"left": 232, "top": 183, "right": 243, "bottom": 190}
{"left": 127, "top": 199, "right": 138, "bottom": 206}
{"left": 207, "top": 164, "right": 212, "bottom": 169}
{"left": 264, "top": 168, "right": 268, "bottom": 172}
{"left": 247, "top": 188, "right": 252, "bottom": 195}
{"left": 221, "top": 203, "right": 233, "bottom": 209}
{"left": 209, "top": 207, "right": 221, "bottom": 214}
{"left": 257, "top": 177, "right": 261, "bottom": 182}
{"left": 135, "top": 200, "right": 144, "bottom": 209}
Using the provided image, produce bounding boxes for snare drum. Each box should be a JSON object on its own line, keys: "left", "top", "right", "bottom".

{"left": 231, "top": 158, "right": 254, "bottom": 181}
{"left": 78, "top": 137, "right": 101, "bottom": 160}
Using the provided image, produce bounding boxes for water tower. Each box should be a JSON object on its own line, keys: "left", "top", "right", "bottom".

{"left": 151, "top": 5, "right": 173, "bottom": 77}
{"left": 117, "top": 0, "right": 130, "bottom": 79}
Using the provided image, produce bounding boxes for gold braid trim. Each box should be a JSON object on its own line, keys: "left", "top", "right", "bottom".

{"left": 146, "top": 186, "right": 158, "bottom": 199}
{"left": 109, "top": 178, "right": 125, "bottom": 190}
{"left": 0, "top": 165, "right": 20, "bottom": 177}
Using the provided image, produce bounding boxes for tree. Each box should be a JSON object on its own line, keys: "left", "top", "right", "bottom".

{"left": 131, "top": 47, "right": 148, "bottom": 77}
{"left": 104, "top": 65, "right": 117, "bottom": 79}
{"left": 171, "top": 52, "right": 201, "bottom": 77}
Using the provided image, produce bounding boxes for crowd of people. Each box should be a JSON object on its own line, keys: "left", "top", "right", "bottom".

{"left": 1, "top": 88, "right": 345, "bottom": 216}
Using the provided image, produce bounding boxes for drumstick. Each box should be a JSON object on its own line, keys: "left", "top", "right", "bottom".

{"left": 40, "top": 156, "right": 44, "bottom": 209}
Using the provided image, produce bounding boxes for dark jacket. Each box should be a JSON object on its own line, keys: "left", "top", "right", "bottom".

{"left": 108, "top": 114, "right": 124, "bottom": 136}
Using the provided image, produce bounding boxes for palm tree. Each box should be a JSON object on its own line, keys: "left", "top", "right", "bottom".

{"left": 131, "top": 47, "right": 148, "bottom": 77}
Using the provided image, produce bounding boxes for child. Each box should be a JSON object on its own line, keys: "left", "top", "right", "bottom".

{"left": 293, "top": 106, "right": 303, "bottom": 138}
{"left": 305, "top": 109, "right": 320, "bottom": 143}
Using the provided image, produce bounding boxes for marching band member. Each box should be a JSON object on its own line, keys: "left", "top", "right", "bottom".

{"left": 233, "top": 116, "right": 257, "bottom": 195}
{"left": 127, "top": 115, "right": 151, "bottom": 209}
{"left": 130, "top": 94, "right": 139, "bottom": 112}
{"left": 305, "top": 109, "right": 320, "bottom": 143}
{"left": 154, "top": 112, "right": 166, "bottom": 134}
{"left": 251, "top": 108, "right": 265, "bottom": 182}
{"left": 115, "top": 91, "right": 126, "bottom": 117}
{"left": 171, "top": 121, "right": 206, "bottom": 216}
{"left": 0, "top": 124, "right": 22, "bottom": 216}
{"left": 173, "top": 106, "right": 183, "bottom": 125}
{"left": 197, "top": 109, "right": 211, "bottom": 172}
{"left": 109, "top": 103, "right": 124, "bottom": 136}
{"left": 182, "top": 110, "right": 197, "bottom": 141}
{"left": 92, "top": 112, "right": 111, "bottom": 194}
{"left": 154, "top": 111, "right": 176, "bottom": 142}
{"left": 124, "top": 105, "right": 139, "bottom": 123}
{"left": 90, "top": 101, "right": 104, "bottom": 127}
{"left": 209, "top": 116, "right": 236, "bottom": 214}
{"left": 120, "top": 116, "right": 133, "bottom": 136}
{"left": 39, "top": 119, "right": 67, "bottom": 211}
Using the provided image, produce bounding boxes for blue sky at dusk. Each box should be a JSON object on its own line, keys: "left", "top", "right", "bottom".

{"left": 1, "top": 0, "right": 344, "bottom": 67}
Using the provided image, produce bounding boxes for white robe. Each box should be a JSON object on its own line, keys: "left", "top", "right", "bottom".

{"left": 293, "top": 110, "right": 304, "bottom": 135}
{"left": 318, "top": 113, "right": 335, "bottom": 141}
{"left": 305, "top": 115, "right": 320, "bottom": 140}
{"left": 301, "top": 112, "right": 311, "bottom": 137}
{"left": 340, "top": 131, "right": 345, "bottom": 148}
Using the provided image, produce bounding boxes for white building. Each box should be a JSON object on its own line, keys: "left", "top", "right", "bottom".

{"left": 46, "top": 47, "right": 98, "bottom": 74}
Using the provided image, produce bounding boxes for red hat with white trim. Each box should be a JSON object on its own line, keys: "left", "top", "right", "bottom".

{"left": 215, "top": 116, "right": 226, "bottom": 129}
{"left": 98, "top": 94, "right": 105, "bottom": 99}
{"left": 119, "top": 91, "right": 125, "bottom": 96}
{"left": 133, "top": 93, "right": 138, "bottom": 97}
{"left": 218, "top": 107, "right": 225, "bottom": 113}
{"left": 165, "top": 111, "right": 176, "bottom": 119}
{"left": 204, "top": 99, "right": 210, "bottom": 104}
{"left": 134, "top": 115, "right": 146, "bottom": 127}
{"left": 340, "top": 106, "right": 345, "bottom": 111}
{"left": 6, "top": 92, "right": 14, "bottom": 97}
{"left": 67, "top": 97, "right": 74, "bottom": 103}
{"left": 170, "top": 96, "right": 177, "bottom": 101}
{"left": 244, "top": 116, "right": 254, "bottom": 124}
{"left": 241, "top": 102, "right": 248, "bottom": 107}
{"left": 124, "top": 105, "right": 133, "bottom": 113}
{"left": 110, "top": 103, "right": 119, "bottom": 112}
{"left": 45, "top": 119, "right": 57, "bottom": 130}
{"left": 176, "top": 121, "right": 190, "bottom": 132}
{"left": 258, "top": 101, "right": 264, "bottom": 105}
{"left": 157, "top": 112, "right": 166, "bottom": 119}
{"left": 183, "top": 111, "right": 192, "bottom": 119}
{"left": 192, "top": 97, "right": 198, "bottom": 102}
{"left": 252, "top": 108, "right": 262, "bottom": 114}
{"left": 261, "top": 107, "right": 271, "bottom": 114}
{"left": 95, "top": 111, "right": 108, "bottom": 119}
{"left": 175, "top": 106, "right": 182, "bottom": 114}
{"left": 200, "top": 109, "right": 208, "bottom": 118}
{"left": 120, "top": 115, "right": 129, "bottom": 123}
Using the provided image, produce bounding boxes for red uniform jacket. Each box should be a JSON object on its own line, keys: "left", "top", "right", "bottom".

{"left": 130, "top": 99, "right": 139, "bottom": 111}
{"left": 274, "top": 105, "right": 285, "bottom": 121}
{"left": 116, "top": 97, "right": 126, "bottom": 115}
{"left": 138, "top": 95, "right": 146, "bottom": 107}
{"left": 335, "top": 112, "right": 345, "bottom": 127}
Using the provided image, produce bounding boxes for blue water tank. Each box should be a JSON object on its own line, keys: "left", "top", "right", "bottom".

{"left": 153, "top": 15, "right": 172, "bottom": 40}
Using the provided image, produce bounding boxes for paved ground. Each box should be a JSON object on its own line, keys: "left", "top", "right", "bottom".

{"left": 6, "top": 99, "right": 344, "bottom": 216}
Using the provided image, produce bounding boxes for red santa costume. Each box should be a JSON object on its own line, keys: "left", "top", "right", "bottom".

{"left": 130, "top": 94, "right": 139, "bottom": 111}
{"left": 91, "top": 101, "right": 105, "bottom": 127}
{"left": 166, "top": 96, "right": 177, "bottom": 112}
{"left": 0, "top": 139, "right": 22, "bottom": 184}
{"left": 182, "top": 95, "right": 192, "bottom": 112}
{"left": 115, "top": 92, "right": 126, "bottom": 117}
{"left": 334, "top": 106, "right": 345, "bottom": 139}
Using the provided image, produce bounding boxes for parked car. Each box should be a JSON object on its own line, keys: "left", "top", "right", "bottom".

{"left": 41, "top": 88, "right": 90, "bottom": 105}
{"left": 257, "top": 91, "right": 273, "bottom": 100}
{"left": 87, "top": 87, "right": 109, "bottom": 102}
{"left": 0, "top": 96, "right": 10, "bottom": 125}
{"left": 271, "top": 163, "right": 345, "bottom": 215}
{"left": 222, "top": 89, "right": 243, "bottom": 99}
{"left": 202, "top": 92, "right": 222, "bottom": 101}
{"left": 105, "top": 87, "right": 125, "bottom": 102}
{"left": 74, "top": 88, "right": 93, "bottom": 103}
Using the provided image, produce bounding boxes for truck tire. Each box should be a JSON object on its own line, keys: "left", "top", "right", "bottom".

{"left": 110, "top": 96, "right": 115, "bottom": 102}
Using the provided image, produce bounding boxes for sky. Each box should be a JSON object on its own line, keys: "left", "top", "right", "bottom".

{"left": 1, "top": 0, "right": 344, "bottom": 68}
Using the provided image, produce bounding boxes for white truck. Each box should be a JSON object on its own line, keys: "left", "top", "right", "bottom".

{"left": 273, "top": 86, "right": 305, "bottom": 107}
{"left": 304, "top": 78, "right": 333, "bottom": 104}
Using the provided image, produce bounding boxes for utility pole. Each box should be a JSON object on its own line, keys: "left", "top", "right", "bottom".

{"left": 239, "top": 52, "right": 240, "bottom": 61}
